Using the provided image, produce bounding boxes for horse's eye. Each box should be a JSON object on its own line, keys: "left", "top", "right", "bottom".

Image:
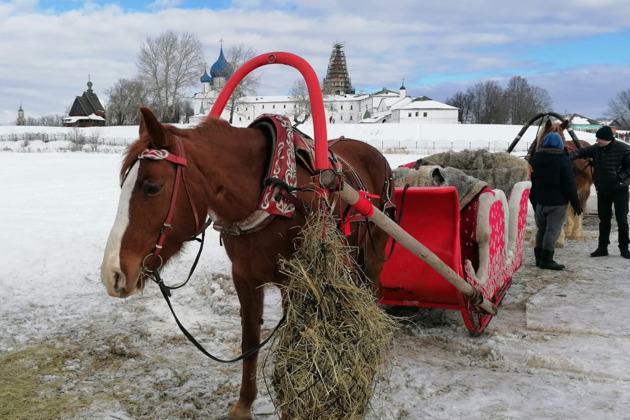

{"left": 142, "top": 183, "right": 163, "bottom": 195}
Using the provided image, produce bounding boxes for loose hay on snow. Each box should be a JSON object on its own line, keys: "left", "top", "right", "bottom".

{"left": 269, "top": 213, "right": 396, "bottom": 420}
{"left": 0, "top": 345, "right": 89, "bottom": 420}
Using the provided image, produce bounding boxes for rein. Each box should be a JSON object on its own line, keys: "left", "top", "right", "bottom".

{"left": 153, "top": 269, "right": 286, "bottom": 363}
{"left": 136, "top": 143, "right": 285, "bottom": 363}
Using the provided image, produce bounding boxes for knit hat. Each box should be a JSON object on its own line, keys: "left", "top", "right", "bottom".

{"left": 596, "top": 126, "right": 614, "bottom": 141}
{"left": 542, "top": 132, "right": 563, "bottom": 149}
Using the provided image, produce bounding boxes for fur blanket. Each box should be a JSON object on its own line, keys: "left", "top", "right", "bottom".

{"left": 394, "top": 165, "right": 487, "bottom": 210}
{"left": 393, "top": 150, "right": 530, "bottom": 209}
{"left": 412, "top": 150, "right": 530, "bottom": 196}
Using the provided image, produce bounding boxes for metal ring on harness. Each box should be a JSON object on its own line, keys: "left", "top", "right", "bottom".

{"left": 142, "top": 253, "right": 164, "bottom": 272}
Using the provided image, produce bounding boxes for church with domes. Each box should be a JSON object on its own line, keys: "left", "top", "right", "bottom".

{"left": 190, "top": 43, "right": 458, "bottom": 126}
{"left": 192, "top": 46, "right": 234, "bottom": 117}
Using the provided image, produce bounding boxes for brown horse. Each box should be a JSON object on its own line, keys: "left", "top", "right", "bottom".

{"left": 100, "top": 107, "right": 394, "bottom": 420}
{"left": 528, "top": 118, "right": 593, "bottom": 243}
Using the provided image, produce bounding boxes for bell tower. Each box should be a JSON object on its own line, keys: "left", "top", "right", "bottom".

{"left": 322, "top": 43, "right": 355, "bottom": 95}
{"left": 16, "top": 104, "right": 26, "bottom": 126}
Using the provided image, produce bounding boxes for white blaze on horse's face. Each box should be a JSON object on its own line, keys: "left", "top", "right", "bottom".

{"left": 101, "top": 162, "right": 139, "bottom": 297}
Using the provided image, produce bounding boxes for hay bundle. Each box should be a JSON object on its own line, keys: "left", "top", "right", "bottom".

{"left": 270, "top": 213, "right": 396, "bottom": 419}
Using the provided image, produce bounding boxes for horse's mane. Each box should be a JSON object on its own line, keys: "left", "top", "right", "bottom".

{"left": 535, "top": 119, "right": 566, "bottom": 148}
{"left": 119, "top": 116, "right": 231, "bottom": 180}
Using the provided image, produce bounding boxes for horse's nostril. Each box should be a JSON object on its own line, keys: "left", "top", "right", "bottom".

{"left": 113, "top": 271, "right": 123, "bottom": 293}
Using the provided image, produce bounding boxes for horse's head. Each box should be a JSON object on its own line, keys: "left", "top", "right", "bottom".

{"left": 101, "top": 107, "right": 203, "bottom": 298}
{"left": 536, "top": 118, "right": 569, "bottom": 150}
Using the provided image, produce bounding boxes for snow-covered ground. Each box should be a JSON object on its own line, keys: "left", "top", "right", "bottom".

{"left": 0, "top": 121, "right": 600, "bottom": 156}
{"left": 1, "top": 125, "right": 629, "bottom": 419}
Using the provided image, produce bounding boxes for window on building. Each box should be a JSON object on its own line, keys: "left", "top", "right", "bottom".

{"left": 340, "top": 115, "right": 343, "bottom": 121}
{"left": 350, "top": 115, "right": 353, "bottom": 121}
{"left": 262, "top": 105, "right": 265, "bottom": 109}
{"left": 341, "top": 105, "right": 344, "bottom": 110}
{"left": 350, "top": 105, "right": 353, "bottom": 110}
{"left": 283, "top": 104, "right": 286, "bottom": 108}
{"left": 424, "top": 112, "right": 428, "bottom": 117}
{"left": 408, "top": 112, "right": 412, "bottom": 117}
{"left": 273, "top": 105, "right": 275, "bottom": 109}
{"left": 415, "top": 112, "right": 419, "bottom": 116}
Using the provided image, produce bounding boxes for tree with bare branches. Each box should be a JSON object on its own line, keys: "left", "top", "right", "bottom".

{"left": 447, "top": 76, "right": 552, "bottom": 124}
{"left": 469, "top": 80, "right": 506, "bottom": 124}
{"left": 607, "top": 89, "right": 630, "bottom": 130}
{"left": 137, "top": 30, "right": 205, "bottom": 123}
{"left": 105, "top": 78, "right": 147, "bottom": 125}
{"left": 504, "top": 76, "right": 552, "bottom": 125}
{"left": 287, "top": 79, "right": 311, "bottom": 126}
{"left": 446, "top": 91, "right": 474, "bottom": 123}
{"left": 223, "top": 44, "right": 261, "bottom": 124}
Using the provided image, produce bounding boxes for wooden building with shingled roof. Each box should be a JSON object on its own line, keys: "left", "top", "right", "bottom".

{"left": 63, "top": 79, "right": 106, "bottom": 127}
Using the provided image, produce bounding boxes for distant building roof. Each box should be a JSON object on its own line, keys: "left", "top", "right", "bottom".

{"left": 371, "top": 88, "right": 399, "bottom": 96}
{"left": 200, "top": 70, "right": 212, "bottom": 83}
{"left": 62, "top": 114, "right": 105, "bottom": 124}
{"left": 210, "top": 47, "right": 233, "bottom": 78}
{"left": 68, "top": 80, "right": 105, "bottom": 118}
{"left": 402, "top": 97, "right": 458, "bottom": 110}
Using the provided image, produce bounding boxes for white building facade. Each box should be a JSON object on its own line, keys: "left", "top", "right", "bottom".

{"left": 190, "top": 50, "right": 458, "bottom": 126}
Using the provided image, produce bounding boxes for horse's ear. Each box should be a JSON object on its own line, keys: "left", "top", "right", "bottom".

{"left": 139, "top": 107, "right": 167, "bottom": 149}
{"left": 560, "top": 120, "right": 569, "bottom": 130}
{"left": 544, "top": 119, "right": 552, "bottom": 130}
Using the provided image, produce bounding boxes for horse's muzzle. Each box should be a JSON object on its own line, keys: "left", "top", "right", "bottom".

{"left": 102, "top": 269, "right": 134, "bottom": 298}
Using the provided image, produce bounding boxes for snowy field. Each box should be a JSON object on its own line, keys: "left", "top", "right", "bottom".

{"left": 1, "top": 125, "right": 629, "bottom": 419}
{"left": 0, "top": 121, "right": 600, "bottom": 156}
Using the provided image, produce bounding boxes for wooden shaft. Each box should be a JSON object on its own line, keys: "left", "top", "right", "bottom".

{"left": 339, "top": 183, "right": 497, "bottom": 316}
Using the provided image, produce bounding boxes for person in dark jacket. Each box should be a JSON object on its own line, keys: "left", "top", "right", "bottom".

{"left": 530, "top": 132, "right": 582, "bottom": 270}
{"left": 569, "top": 125, "right": 630, "bottom": 258}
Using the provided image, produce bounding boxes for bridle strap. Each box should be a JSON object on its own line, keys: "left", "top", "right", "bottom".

{"left": 138, "top": 138, "right": 203, "bottom": 262}
{"left": 153, "top": 163, "right": 183, "bottom": 257}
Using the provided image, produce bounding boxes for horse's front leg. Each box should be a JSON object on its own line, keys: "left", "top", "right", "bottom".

{"left": 228, "top": 275, "right": 264, "bottom": 420}
{"left": 360, "top": 224, "right": 389, "bottom": 298}
{"left": 575, "top": 213, "right": 584, "bottom": 240}
{"left": 564, "top": 208, "right": 576, "bottom": 239}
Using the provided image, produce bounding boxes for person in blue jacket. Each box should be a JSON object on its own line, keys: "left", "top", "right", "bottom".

{"left": 569, "top": 126, "right": 630, "bottom": 258}
{"left": 529, "top": 132, "right": 582, "bottom": 270}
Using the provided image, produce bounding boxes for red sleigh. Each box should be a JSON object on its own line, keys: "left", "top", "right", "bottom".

{"left": 379, "top": 180, "right": 530, "bottom": 333}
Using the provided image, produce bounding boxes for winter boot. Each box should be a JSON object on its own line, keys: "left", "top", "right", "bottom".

{"left": 590, "top": 246, "right": 608, "bottom": 257}
{"left": 540, "top": 249, "right": 565, "bottom": 270}
{"left": 620, "top": 247, "right": 630, "bottom": 259}
{"left": 534, "top": 247, "right": 542, "bottom": 267}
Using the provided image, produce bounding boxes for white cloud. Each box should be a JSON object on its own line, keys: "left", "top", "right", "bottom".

{"left": 1, "top": 1, "right": 630, "bottom": 124}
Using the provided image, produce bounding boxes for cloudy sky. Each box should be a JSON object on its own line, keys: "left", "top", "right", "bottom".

{"left": 1, "top": 0, "right": 629, "bottom": 125}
